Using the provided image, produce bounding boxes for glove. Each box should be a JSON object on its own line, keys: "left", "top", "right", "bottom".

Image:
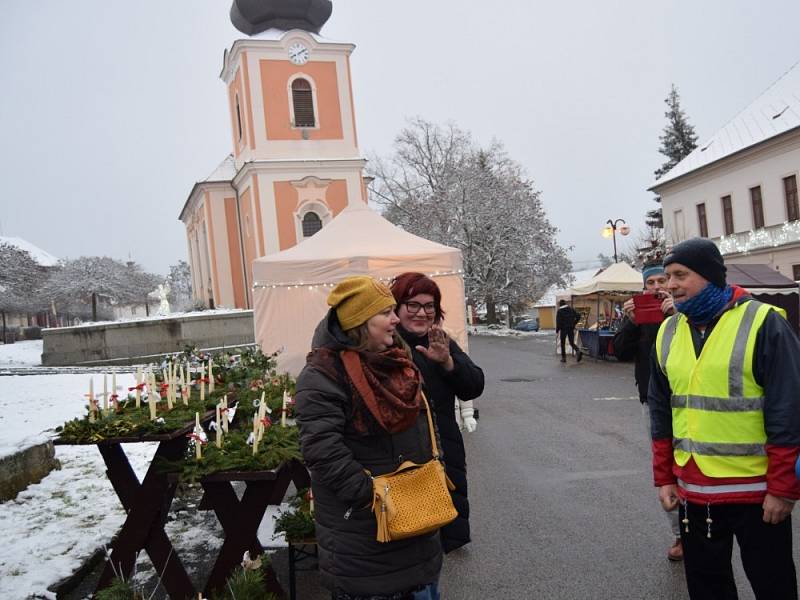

{"left": 459, "top": 400, "right": 478, "bottom": 433}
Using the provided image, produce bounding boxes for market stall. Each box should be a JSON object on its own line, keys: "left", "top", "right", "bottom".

{"left": 563, "top": 262, "right": 644, "bottom": 359}
{"left": 727, "top": 263, "right": 799, "bottom": 332}
{"left": 251, "top": 205, "right": 467, "bottom": 375}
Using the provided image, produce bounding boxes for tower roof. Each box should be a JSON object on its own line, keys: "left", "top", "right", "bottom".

{"left": 230, "top": 0, "right": 333, "bottom": 36}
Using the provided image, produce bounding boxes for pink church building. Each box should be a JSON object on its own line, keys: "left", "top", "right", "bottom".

{"left": 178, "top": 1, "right": 368, "bottom": 309}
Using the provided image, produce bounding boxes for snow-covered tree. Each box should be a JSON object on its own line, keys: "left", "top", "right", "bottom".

{"left": 371, "top": 118, "right": 571, "bottom": 322}
{"left": 166, "top": 260, "right": 193, "bottom": 311}
{"left": 41, "top": 256, "right": 160, "bottom": 321}
{"left": 0, "top": 242, "right": 43, "bottom": 313}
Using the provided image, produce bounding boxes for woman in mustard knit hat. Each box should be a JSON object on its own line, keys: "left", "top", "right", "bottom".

{"left": 295, "top": 275, "right": 443, "bottom": 600}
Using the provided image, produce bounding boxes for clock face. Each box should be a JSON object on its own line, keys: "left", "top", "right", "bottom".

{"left": 288, "top": 43, "right": 309, "bottom": 65}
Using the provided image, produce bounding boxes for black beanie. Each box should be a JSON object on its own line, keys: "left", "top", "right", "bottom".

{"left": 663, "top": 238, "right": 727, "bottom": 288}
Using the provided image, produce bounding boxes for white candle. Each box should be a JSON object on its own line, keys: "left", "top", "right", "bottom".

{"left": 209, "top": 359, "right": 215, "bottom": 394}
{"left": 281, "top": 390, "right": 288, "bottom": 427}
{"left": 194, "top": 412, "right": 203, "bottom": 460}
{"left": 185, "top": 363, "right": 191, "bottom": 403}
{"left": 215, "top": 403, "right": 222, "bottom": 448}
{"left": 111, "top": 372, "right": 117, "bottom": 407}
{"left": 88, "top": 378, "right": 96, "bottom": 423}
{"left": 252, "top": 413, "right": 260, "bottom": 455}
{"left": 102, "top": 374, "right": 108, "bottom": 411}
{"left": 200, "top": 363, "right": 206, "bottom": 403}
{"left": 135, "top": 367, "right": 142, "bottom": 408}
{"left": 222, "top": 394, "right": 229, "bottom": 433}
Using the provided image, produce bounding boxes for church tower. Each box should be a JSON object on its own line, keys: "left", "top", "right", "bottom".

{"left": 179, "top": 0, "right": 368, "bottom": 309}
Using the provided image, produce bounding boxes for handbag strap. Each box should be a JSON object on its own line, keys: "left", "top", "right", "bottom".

{"left": 420, "top": 391, "right": 440, "bottom": 460}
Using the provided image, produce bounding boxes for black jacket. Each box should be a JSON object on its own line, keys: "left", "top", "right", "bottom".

{"left": 399, "top": 326, "right": 485, "bottom": 553}
{"left": 295, "top": 311, "right": 442, "bottom": 596}
{"left": 613, "top": 317, "right": 661, "bottom": 402}
{"left": 556, "top": 305, "right": 580, "bottom": 333}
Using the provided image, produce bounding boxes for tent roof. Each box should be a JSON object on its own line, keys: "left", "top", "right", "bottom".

{"left": 727, "top": 263, "right": 798, "bottom": 289}
{"left": 252, "top": 205, "right": 462, "bottom": 284}
{"left": 567, "top": 262, "right": 643, "bottom": 296}
{"left": 534, "top": 268, "right": 601, "bottom": 307}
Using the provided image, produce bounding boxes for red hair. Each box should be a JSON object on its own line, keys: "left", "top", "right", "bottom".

{"left": 389, "top": 272, "right": 445, "bottom": 323}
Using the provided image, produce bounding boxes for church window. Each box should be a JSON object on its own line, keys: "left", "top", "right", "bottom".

{"left": 292, "top": 78, "right": 316, "bottom": 127}
{"left": 302, "top": 211, "right": 322, "bottom": 237}
{"left": 235, "top": 95, "right": 244, "bottom": 142}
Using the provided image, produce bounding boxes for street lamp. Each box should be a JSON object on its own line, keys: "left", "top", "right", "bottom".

{"left": 602, "top": 218, "right": 630, "bottom": 263}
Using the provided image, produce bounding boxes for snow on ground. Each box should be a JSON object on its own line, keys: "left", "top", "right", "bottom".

{"left": 0, "top": 443, "right": 157, "bottom": 599}
{"left": 469, "top": 325, "right": 554, "bottom": 338}
{"left": 0, "top": 370, "right": 289, "bottom": 599}
{"left": 0, "top": 339, "right": 43, "bottom": 367}
{"left": 51, "top": 308, "right": 249, "bottom": 331}
{"left": 0, "top": 372, "right": 137, "bottom": 459}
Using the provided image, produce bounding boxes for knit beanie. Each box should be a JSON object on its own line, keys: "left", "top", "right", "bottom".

{"left": 641, "top": 264, "right": 665, "bottom": 285}
{"left": 327, "top": 276, "right": 396, "bottom": 331}
{"left": 663, "top": 238, "right": 727, "bottom": 288}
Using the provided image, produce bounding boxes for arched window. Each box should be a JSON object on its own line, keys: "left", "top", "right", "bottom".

{"left": 302, "top": 211, "right": 322, "bottom": 237}
{"left": 291, "top": 78, "right": 316, "bottom": 127}
{"left": 235, "top": 95, "right": 243, "bottom": 141}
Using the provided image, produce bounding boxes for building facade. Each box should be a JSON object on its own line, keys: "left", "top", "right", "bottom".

{"left": 179, "top": 8, "right": 368, "bottom": 308}
{"left": 651, "top": 62, "right": 800, "bottom": 281}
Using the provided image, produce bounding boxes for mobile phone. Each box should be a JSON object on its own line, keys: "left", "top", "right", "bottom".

{"left": 632, "top": 293, "right": 665, "bottom": 325}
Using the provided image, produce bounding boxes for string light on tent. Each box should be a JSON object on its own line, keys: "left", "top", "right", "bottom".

{"left": 252, "top": 269, "right": 465, "bottom": 290}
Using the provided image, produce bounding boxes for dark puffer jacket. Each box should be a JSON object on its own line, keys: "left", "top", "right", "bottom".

{"left": 612, "top": 317, "right": 661, "bottom": 402}
{"left": 295, "top": 311, "right": 442, "bottom": 596}
{"left": 399, "top": 326, "right": 484, "bottom": 553}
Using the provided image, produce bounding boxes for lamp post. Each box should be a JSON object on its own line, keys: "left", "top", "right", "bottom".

{"left": 602, "top": 218, "right": 630, "bottom": 263}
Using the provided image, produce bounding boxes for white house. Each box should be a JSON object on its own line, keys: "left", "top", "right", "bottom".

{"left": 650, "top": 61, "right": 800, "bottom": 281}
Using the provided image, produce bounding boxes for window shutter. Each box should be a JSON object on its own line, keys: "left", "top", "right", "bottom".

{"left": 292, "top": 79, "right": 316, "bottom": 127}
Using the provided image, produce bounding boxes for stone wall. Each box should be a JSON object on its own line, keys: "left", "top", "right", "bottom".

{"left": 41, "top": 311, "right": 255, "bottom": 366}
{"left": 0, "top": 442, "right": 60, "bottom": 502}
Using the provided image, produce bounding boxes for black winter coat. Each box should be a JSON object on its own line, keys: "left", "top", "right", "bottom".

{"left": 398, "top": 326, "right": 484, "bottom": 553}
{"left": 612, "top": 317, "right": 660, "bottom": 402}
{"left": 555, "top": 305, "right": 581, "bottom": 333}
{"left": 295, "top": 311, "right": 442, "bottom": 596}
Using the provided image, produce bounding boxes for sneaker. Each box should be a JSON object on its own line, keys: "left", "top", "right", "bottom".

{"left": 667, "top": 538, "right": 683, "bottom": 562}
{"left": 576, "top": 350, "right": 583, "bottom": 362}
{"left": 560, "top": 357, "right": 566, "bottom": 363}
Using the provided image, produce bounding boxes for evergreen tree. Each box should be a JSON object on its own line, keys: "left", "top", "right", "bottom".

{"left": 645, "top": 85, "right": 698, "bottom": 244}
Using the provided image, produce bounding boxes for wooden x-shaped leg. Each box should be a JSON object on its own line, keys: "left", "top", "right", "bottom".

{"left": 200, "top": 465, "right": 293, "bottom": 597}
{"left": 97, "top": 439, "right": 195, "bottom": 598}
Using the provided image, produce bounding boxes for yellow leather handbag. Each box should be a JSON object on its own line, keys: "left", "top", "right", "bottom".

{"left": 371, "top": 393, "right": 457, "bottom": 543}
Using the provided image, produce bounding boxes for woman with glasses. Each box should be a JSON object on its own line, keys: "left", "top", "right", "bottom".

{"left": 390, "top": 272, "right": 485, "bottom": 553}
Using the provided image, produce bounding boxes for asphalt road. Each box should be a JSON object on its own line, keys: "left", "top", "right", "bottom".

{"left": 65, "top": 333, "right": 800, "bottom": 599}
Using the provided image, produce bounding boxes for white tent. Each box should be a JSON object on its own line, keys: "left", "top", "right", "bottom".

{"left": 251, "top": 205, "right": 467, "bottom": 375}
{"left": 566, "top": 261, "right": 643, "bottom": 296}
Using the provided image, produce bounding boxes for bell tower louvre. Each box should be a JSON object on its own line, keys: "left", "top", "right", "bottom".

{"left": 178, "top": 0, "right": 369, "bottom": 309}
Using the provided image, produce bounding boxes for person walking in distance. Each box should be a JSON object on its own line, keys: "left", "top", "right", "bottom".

{"left": 613, "top": 263, "right": 682, "bottom": 560}
{"left": 649, "top": 238, "right": 800, "bottom": 600}
{"left": 555, "top": 299, "right": 583, "bottom": 363}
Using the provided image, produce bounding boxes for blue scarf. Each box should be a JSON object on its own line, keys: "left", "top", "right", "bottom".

{"left": 675, "top": 283, "right": 734, "bottom": 325}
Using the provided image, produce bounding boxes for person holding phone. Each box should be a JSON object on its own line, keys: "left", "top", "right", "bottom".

{"left": 613, "top": 262, "right": 681, "bottom": 560}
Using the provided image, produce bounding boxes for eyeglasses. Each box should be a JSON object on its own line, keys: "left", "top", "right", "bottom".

{"left": 403, "top": 301, "right": 436, "bottom": 315}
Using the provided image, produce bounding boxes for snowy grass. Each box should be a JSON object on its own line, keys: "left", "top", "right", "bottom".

{"left": 469, "top": 325, "right": 554, "bottom": 338}
{"left": 0, "top": 339, "right": 43, "bottom": 367}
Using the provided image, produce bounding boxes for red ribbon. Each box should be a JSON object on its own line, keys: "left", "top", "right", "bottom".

{"left": 260, "top": 417, "right": 271, "bottom": 428}
{"left": 187, "top": 433, "right": 207, "bottom": 445}
{"left": 128, "top": 384, "right": 146, "bottom": 392}
{"left": 159, "top": 383, "right": 169, "bottom": 393}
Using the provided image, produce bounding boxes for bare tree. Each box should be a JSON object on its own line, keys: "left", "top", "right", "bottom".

{"left": 371, "top": 118, "right": 571, "bottom": 322}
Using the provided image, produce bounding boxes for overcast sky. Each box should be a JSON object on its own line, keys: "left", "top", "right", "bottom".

{"left": 2, "top": 1, "right": 800, "bottom": 276}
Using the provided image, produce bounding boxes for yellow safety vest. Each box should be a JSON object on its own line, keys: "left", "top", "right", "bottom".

{"left": 655, "top": 300, "right": 783, "bottom": 478}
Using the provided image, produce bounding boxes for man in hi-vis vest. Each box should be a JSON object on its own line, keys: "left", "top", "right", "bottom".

{"left": 648, "top": 238, "right": 800, "bottom": 600}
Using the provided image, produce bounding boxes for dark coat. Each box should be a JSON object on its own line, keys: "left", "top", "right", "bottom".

{"left": 399, "top": 326, "right": 485, "bottom": 553}
{"left": 555, "top": 305, "right": 581, "bottom": 333}
{"left": 295, "top": 311, "right": 442, "bottom": 596}
{"left": 612, "top": 317, "right": 660, "bottom": 402}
